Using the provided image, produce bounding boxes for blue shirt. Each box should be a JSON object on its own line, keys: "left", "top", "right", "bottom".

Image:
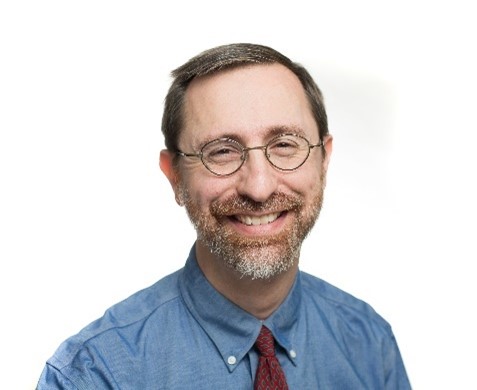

{"left": 37, "top": 245, "right": 411, "bottom": 389}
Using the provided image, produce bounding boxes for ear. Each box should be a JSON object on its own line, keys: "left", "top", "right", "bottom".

{"left": 322, "top": 134, "right": 333, "bottom": 173}
{"left": 159, "top": 150, "right": 184, "bottom": 206}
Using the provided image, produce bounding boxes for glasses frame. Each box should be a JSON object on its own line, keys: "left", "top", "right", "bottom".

{"left": 176, "top": 133, "right": 324, "bottom": 177}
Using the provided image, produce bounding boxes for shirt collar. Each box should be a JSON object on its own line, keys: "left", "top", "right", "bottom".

{"left": 179, "top": 244, "right": 302, "bottom": 372}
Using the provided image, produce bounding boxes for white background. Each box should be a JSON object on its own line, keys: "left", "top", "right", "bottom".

{"left": 1, "top": 1, "right": 476, "bottom": 388}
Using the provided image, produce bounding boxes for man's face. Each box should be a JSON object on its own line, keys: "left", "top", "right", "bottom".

{"left": 165, "top": 63, "right": 332, "bottom": 280}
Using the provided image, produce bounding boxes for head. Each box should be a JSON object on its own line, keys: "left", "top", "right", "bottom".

{"left": 160, "top": 43, "right": 332, "bottom": 280}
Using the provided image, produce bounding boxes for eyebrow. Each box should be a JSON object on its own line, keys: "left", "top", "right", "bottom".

{"left": 265, "top": 125, "right": 308, "bottom": 138}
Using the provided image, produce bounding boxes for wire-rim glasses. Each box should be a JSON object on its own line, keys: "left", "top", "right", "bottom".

{"left": 176, "top": 133, "right": 324, "bottom": 176}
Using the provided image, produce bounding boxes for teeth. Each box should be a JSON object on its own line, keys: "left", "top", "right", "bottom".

{"left": 236, "top": 212, "right": 280, "bottom": 226}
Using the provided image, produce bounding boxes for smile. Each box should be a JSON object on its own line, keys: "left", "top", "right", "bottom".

{"left": 235, "top": 212, "right": 281, "bottom": 226}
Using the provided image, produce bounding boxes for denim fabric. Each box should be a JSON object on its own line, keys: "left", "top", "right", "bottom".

{"left": 37, "top": 244, "right": 411, "bottom": 389}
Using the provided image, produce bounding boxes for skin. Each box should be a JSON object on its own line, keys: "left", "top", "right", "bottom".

{"left": 160, "top": 63, "right": 332, "bottom": 319}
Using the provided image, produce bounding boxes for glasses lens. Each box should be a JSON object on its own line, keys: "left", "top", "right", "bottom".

{"left": 202, "top": 139, "right": 244, "bottom": 175}
{"left": 267, "top": 134, "right": 310, "bottom": 170}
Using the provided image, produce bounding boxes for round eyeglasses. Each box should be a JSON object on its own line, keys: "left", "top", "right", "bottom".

{"left": 176, "top": 133, "right": 324, "bottom": 176}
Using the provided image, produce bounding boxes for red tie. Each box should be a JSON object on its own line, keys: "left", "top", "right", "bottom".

{"left": 254, "top": 326, "right": 289, "bottom": 390}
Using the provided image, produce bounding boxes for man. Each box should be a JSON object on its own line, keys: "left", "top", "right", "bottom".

{"left": 37, "top": 43, "right": 411, "bottom": 389}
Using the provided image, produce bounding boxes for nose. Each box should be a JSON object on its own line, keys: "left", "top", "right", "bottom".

{"left": 235, "top": 148, "right": 278, "bottom": 203}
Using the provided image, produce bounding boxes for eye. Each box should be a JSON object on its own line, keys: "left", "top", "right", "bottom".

{"left": 268, "top": 136, "right": 301, "bottom": 157}
{"left": 203, "top": 140, "right": 242, "bottom": 163}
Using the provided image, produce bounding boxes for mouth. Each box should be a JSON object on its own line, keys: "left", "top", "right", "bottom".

{"left": 234, "top": 212, "right": 282, "bottom": 226}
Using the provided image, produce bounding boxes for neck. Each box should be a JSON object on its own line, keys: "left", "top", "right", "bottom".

{"left": 195, "top": 240, "right": 298, "bottom": 320}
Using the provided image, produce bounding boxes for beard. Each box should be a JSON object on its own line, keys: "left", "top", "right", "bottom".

{"left": 180, "top": 178, "right": 325, "bottom": 280}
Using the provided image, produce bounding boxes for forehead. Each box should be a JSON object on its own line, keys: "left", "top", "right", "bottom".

{"left": 181, "top": 63, "right": 318, "bottom": 146}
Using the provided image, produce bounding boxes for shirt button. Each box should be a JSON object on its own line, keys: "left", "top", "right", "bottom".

{"left": 290, "top": 350, "right": 297, "bottom": 359}
{"left": 227, "top": 356, "right": 237, "bottom": 365}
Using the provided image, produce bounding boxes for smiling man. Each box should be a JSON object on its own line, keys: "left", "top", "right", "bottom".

{"left": 37, "top": 44, "right": 411, "bottom": 389}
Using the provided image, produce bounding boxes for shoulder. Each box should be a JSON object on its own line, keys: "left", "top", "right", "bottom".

{"left": 299, "top": 271, "right": 392, "bottom": 337}
{"left": 48, "top": 269, "right": 183, "bottom": 370}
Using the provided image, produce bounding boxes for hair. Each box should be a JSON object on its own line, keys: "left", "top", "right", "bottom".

{"left": 161, "top": 43, "right": 328, "bottom": 153}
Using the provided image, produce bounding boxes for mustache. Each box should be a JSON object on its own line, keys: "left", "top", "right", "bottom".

{"left": 210, "top": 192, "right": 304, "bottom": 216}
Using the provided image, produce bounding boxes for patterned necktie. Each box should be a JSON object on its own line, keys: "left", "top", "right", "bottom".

{"left": 254, "top": 326, "right": 289, "bottom": 390}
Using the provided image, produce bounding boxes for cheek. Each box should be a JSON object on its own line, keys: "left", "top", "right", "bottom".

{"left": 182, "top": 175, "right": 231, "bottom": 208}
{"left": 290, "top": 167, "right": 323, "bottom": 194}
{"left": 305, "top": 159, "right": 326, "bottom": 188}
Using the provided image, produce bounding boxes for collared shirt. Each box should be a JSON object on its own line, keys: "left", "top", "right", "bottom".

{"left": 37, "top": 245, "right": 411, "bottom": 389}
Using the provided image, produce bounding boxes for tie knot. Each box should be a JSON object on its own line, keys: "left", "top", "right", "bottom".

{"left": 255, "top": 326, "right": 276, "bottom": 357}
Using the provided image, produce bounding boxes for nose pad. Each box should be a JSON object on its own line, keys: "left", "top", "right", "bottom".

{"left": 241, "top": 146, "right": 269, "bottom": 167}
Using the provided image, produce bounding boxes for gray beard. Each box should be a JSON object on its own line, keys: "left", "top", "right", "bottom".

{"left": 181, "top": 185, "right": 324, "bottom": 280}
